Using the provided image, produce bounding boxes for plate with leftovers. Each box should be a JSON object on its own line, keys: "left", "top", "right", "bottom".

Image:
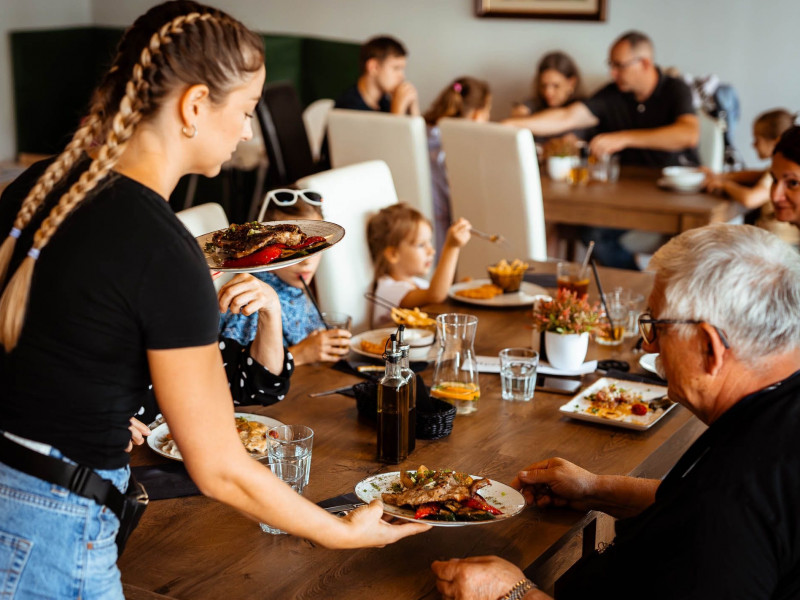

{"left": 147, "top": 413, "right": 284, "bottom": 461}
{"left": 639, "top": 353, "right": 660, "bottom": 376}
{"left": 448, "top": 279, "right": 550, "bottom": 308}
{"left": 198, "top": 219, "right": 345, "bottom": 273}
{"left": 349, "top": 327, "right": 436, "bottom": 362}
{"left": 355, "top": 466, "right": 525, "bottom": 527}
{"left": 558, "top": 377, "right": 675, "bottom": 431}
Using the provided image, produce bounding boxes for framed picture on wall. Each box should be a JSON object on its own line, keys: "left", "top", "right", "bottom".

{"left": 475, "top": 0, "right": 606, "bottom": 21}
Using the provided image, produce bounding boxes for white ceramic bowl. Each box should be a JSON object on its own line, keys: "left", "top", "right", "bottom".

{"left": 661, "top": 166, "right": 705, "bottom": 188}
{"left": 404, "top": 328, "right": 435, "bottom": 348}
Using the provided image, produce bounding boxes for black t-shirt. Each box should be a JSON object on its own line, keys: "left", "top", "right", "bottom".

{"left": 582, "top": 70, "right": 699, "bottom": 167}
{"left": 0, "top": 158, "right": 219, "bottom": 469}
{"left": 334, "top": 84, "right": 391, "bottom": 112}
{"left": 556, "top": 371, "right": 800, "bottom": 599}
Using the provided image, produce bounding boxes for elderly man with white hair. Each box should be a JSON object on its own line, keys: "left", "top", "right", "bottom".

{"left": 432, "top": 224, "right": 800, "bottom": 600}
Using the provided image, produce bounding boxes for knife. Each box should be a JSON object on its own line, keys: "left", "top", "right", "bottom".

{"left": 322, "top": 502, "right": 366, "bottom": 515}
{"left": 308, "top": 384, "right": 355, "bottom": 398}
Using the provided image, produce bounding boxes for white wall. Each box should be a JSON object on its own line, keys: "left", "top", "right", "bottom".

{"left": 3, "top": 0, "right": 797, "bottom": 167}
{"left": 0, "top": 0, "right": 91, "bottom": 160}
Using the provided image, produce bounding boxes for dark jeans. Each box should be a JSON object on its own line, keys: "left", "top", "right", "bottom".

{"left": 578, "top": 226, "right": 639, "bottom": 271}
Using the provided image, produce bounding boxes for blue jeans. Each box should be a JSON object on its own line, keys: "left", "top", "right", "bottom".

{"left": 0, "top": 438, "right": 128, "bottom": 599}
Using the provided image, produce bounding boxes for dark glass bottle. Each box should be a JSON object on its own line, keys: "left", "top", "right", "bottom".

{"left": 377, "top": 335, "right": 411, "bottom": 464}
{"left": 396, "top": 326, "right": 416, "bottom": 453}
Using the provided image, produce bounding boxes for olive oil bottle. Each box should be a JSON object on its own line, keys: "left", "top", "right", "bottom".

{"left": 377, "top": 334, "right": 411, "bottom": 464}
{"left": 396, "top": 326, "right": 416, "bottom": 453}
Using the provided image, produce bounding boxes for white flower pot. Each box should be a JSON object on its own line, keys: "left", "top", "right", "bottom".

{"left": 547, "top": 156, "right": 576, "bottom": 182}
{"left": 545, "top": 331, "right": 589, "bottom": 371}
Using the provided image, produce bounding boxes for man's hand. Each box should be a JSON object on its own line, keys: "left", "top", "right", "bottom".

{"left": 391, "top": 81, "right": 420, "bottom": 115}
{"left": 510, "top": 457, "right": 598, "bottom": 510}
{"left": 589, "top": 131, "right": 630, "bottom": 157}
{"left": 431, "top": 556, "right": 529, "bottom": 600}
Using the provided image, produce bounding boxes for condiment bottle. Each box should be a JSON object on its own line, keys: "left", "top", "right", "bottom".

{"left": 377, "top": 334, "right": 411, "bottom": 464}
{"left": 396, "top": 326, "right": 416, "bottom": 454}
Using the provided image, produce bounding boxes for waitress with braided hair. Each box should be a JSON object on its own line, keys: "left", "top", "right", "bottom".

{"left": 0, "top": 2, "right": 428, "bottom": 596}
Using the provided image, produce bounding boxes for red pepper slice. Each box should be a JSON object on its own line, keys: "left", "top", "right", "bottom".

{"left": 462, "top": 495, "right": 502, "bottom": 515}
{"left": 414, "top": 502, "right": 440, "bottom": 520}
{"left": 221, "top": 236, "right": 326, "bottom": 268}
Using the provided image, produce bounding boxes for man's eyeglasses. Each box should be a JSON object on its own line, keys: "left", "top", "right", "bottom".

{"left": 607, "top": 57, "right": 643, "bottom": 71}
{"left": 638, "top": 312, "right": 730, "bottom": 349}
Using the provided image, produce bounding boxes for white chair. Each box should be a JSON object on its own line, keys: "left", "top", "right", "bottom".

{"left": 698, "top": 111, "right": 725, "bottom": 173}
{"left": 302, "top": 98, "right": 334, "bottom": 162}
{"left": 326, "top": 109, "right": 434, "bottom": 224}
{"left": 438, "top": 118, "right": 547, "bottom": 278}
{"left": 175, "top": 202, "right": 233, "bottom": 291}
{"left": 296, "top": 160, "right": 398, "bottom": 333}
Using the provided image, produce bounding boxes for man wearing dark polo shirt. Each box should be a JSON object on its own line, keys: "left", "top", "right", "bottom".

{"left": 506, "top": 31, "right": 700, "bottom": 268}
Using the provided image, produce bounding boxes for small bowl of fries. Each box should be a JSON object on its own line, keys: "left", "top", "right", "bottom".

{"left": 487, "top": 259, "right": 529, "bottom": 293}
{"left": 391, "top": 307, "right": 437, "bottom": 333}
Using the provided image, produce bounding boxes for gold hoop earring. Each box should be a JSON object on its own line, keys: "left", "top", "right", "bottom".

{"left": 181, "top": 124, "right": 197, "bottom": 138}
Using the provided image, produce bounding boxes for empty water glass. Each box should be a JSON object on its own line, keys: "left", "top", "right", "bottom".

{"left": 267, "top": 425, "right": 314, "bottom": 487}
{"left": 499, "top": 348, "right": 539, "bottom": 402}
{"left": 257, "top": 459, "right": 303, "bottom": 535}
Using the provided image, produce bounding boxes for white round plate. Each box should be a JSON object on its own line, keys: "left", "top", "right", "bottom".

{"left": 147, "top": 412, "right": 284, "bottom": 461}
{"left": 355, "top": 471, "right": 526, "bottom": 527}
{"left": 639, "top": 353, "right": 659, "bottom": 375}
{"left": 197, "top": 219, "right": 345, "bottom": 274}
{"left": 349, "top": 328, "right": 436, "bottom": 362}
{"left": 656, "top": 177, "right": 704, "bottom": 194}
{"left": 448, "top": 279, "right": 550, "bottom": 308}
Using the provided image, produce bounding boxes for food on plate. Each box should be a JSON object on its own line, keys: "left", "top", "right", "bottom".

{"left": 454, "top": 283, "right": 504, "bottom": 300}
{"left": 488, "top": 259, "right": 529, "bottom": 275}
{"left": 487, "top": 259, "right": 528, "bottom": 293}
{"left": 361, "top": 336, "right": 390, "bottom": 355}
{"left": 391, "top": 307, "right": 436, "bottom": 329}
{"left": 204, "top": 222, "right": 327, "bottom": 268}
{"left": 160, "top": 416, "right": 269, "bottom": 458}
{"left": 381, "top": 465, "right": 501, "bottom": 521}
{"left": 585, "top": 383, "right": 651, "bottom": 419}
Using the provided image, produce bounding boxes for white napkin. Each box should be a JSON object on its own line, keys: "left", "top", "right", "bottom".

{"left": 474, "top": 355, "right": 597, "bottom": 377}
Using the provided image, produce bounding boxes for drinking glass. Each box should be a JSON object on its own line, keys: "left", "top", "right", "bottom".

{"left": 556, "top": 262, "right": 590, "bottom": 300}
{"left": 590, "top": 153, "right": 621, "bottom": 183}
{"left": 257, "top": 460, "right": 303, "bottom": 535}
{"left": 267, "top": 425, "right": 314, "bottom": 487}
{"left": 595, "top": 292, "right": 628, "bottom": 346}
{"left": 320, "top": 311, "right": 352, "bottom": 331}
{"left": 613, "top": 288, "right": 645, "bottom": 338}
{"left": 499, "top": 348, "right": 539, "bottom": 402}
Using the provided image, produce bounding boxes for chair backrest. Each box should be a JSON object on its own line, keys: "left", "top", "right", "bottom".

{"left": 698, "top": 111, "right": 725, "bottom": 173}
{"left": 255, "top": 81, "right": 316, "bottom": 188}
{"left": 175, "top": 202, "right": 233, "bottom": 292}
{"left": 326, "top": 109, "right": 433, "bottom": 224}
{"left": 438, "top": 118, "right": 547, "bottom": 278}
{"left": 303, "top": 98, "right": 334, "bottom": 162}
{"left": 296, "top": 160, "right": 398, "bottom": 333}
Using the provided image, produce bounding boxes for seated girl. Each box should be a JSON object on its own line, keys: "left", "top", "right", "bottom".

{"left": 424, "top": 77, "right": 491, "bottom": 256}
{"left": 367, "top": 203, "right": 471, "bottom": 327}
{"left": 219, "top": 189, "right": 351, "bottom": 365}
{"left": 705, "top": 109, "right": 799, "bottom": 246}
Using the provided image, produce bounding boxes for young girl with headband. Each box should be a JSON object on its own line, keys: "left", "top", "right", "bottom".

{"left": 0, "top": 2, "right": 427, "bottom": 595}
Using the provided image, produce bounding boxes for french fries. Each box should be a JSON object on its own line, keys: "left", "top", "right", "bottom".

{"left": 390, "top": 307, "right": 436, "bottom": 329}
{"left": 487, "top": 258, "right": 528, "bottom": 275}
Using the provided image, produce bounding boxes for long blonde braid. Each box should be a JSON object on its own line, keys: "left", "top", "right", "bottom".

{"left": 0, "top": 11, "right": 216, "bottom": 352}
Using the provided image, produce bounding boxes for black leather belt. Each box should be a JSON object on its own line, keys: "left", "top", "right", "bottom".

{"left": 0, "top": 433, "right": 125, "bottom": 519}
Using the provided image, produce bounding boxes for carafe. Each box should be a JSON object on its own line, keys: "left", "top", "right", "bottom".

{"left": 431, "top": 313, "right": 480, "bottom": 415}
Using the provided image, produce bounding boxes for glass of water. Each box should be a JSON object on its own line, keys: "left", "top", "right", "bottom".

{"left": 257, "top": 459, "right": 303, "bottom": 534}
{"left": 267, "top": 425, "right": 314, "bottom": 488}
{"left": 499, "top": 348, "right": 539, "bottom": 402}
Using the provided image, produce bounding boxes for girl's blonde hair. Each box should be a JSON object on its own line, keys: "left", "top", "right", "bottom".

{"left": 754, "top": 109, "right": 797, "bottom": 141}
{"left": 423, "top": 76, "right": 491, "bottom": 126}
{"left": 0, "top": 1, "right": 264, "bottom": 352}
{"left": 367, "top": 203, "right": 429, "bottom": 283}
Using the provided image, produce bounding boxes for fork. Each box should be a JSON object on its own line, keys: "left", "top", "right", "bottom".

{"left": 470, "top": 228, "right": 509, "bottom": 247}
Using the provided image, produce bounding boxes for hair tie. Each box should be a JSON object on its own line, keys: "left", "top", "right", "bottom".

{"left": 453, "top": 82, "right": 463, "bottom": 93}
{"left": 9, "top": 227, "right": 21, "bottom": 239}
{"left": 27, "top": 248, "right": 40, "bottom": 261}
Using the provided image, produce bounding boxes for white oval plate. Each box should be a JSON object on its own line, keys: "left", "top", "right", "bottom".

{"left": 639, "top": 353, "right": 659, "bottom": 375}
{"left": 147, "top": 412, "right": 284, "bottom": 461}
{"left": 355, "top": 471, "right": 526, "bottom": 527}
{"left": 197, "top": 219, "right": 345, "bottom": 274}
{"left": 448, "top": 279, "right": 550, "bottom": 308}
{"left": 656, "top": 177, "right": 704, "bottom": 194}
{"left": 349, "top": 328, "right": 436, "bottom": 362}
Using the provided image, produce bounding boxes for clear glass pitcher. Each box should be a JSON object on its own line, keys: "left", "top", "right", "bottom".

{"left": 431, "top": 313, "right": 480, "bottom": 415}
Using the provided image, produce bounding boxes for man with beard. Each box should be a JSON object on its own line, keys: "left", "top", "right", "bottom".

{"left": 432, "top": 223, "right": 800, "bottom": 600}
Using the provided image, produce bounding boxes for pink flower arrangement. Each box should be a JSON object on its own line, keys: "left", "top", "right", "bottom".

{"left": 533, "top": 288, "right": 601, "bottom": 334}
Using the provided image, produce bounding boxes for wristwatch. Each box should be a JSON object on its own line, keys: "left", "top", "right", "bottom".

{"left": 498, "top": 578, "right": 536, "bottom": 600}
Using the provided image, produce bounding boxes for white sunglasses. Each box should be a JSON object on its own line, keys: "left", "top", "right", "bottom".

{"left": 258, "top": 188, "right": 323, "bottom": 221}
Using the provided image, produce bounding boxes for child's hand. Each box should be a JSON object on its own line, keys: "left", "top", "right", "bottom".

{"left": 218, "top": 273, "right": 280, "bottom": 316}
{"left": 291, "top": 328, "right": 352, "bottom": 366}
{"left": 445, "top": 218, "right": 472, "bottom": 249}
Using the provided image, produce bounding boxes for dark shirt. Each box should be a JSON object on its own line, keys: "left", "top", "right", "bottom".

{"left": 556, "top": 370, "right": 800, "bottom": 599}
{"left": 0, "top": 158, "right": 219, "bottom": 469}
{"left": 334, "top": 84, "right": 391, "bottom": 112}
{"left": 582, "top": 69, "right": 699, "bottom": 167}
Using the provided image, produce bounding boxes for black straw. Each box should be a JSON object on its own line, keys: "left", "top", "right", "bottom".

{"left": 299, "top": 275, "right": 330, "bottom": 330}
{"left": 589, "top": 258, "right": 615, "bottom": 332}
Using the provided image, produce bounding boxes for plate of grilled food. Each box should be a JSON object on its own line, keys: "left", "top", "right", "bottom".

{"left": 355, "top": 465, "right": 525, "bottom": 526}
{"left": 198, "top": 219, "right": 345, "bottom": 273}
{"left": 448, "top": 279, "right": 550, "bottom": 308}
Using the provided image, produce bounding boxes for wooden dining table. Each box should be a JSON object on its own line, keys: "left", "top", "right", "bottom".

{"left": 542, "top": 166, "right": 747, "bottom": 235}
{"left": 120, "top": 262, "right": 706, "bottom": 599}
